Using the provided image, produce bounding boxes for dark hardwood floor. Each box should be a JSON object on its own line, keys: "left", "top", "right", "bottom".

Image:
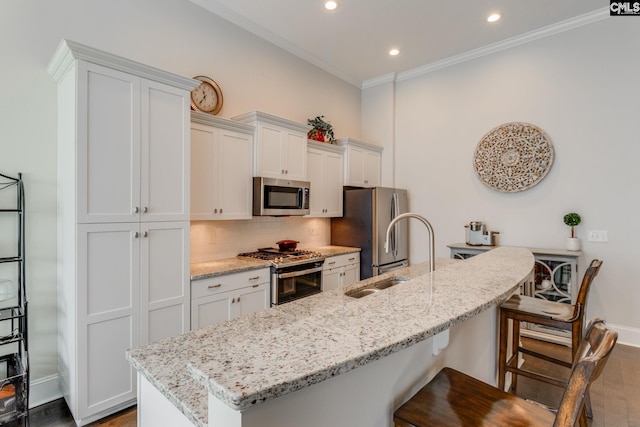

{"left": 9, "top": 339, "right": 639, "bottom": 426}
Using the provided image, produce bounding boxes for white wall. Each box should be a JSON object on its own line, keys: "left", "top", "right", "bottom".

{"left": 0, "top": 0, "right": 360, "bottom": 405}
{"left": 374, "top": 17, "right": 639, "bottom": 344}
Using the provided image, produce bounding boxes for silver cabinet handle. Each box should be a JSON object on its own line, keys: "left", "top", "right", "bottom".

{"left": 134, "top": 207, "right": 139, "bottom": 213}
{"left": 208, "top": 284, "right": 222, "bottom": 289}
{"left": 143, "top": 207, "right": 148, "bottom": 213}
{"left": 143, "top": 231, "right": 148, "bottom": 238}
{"left": 249, "top": 276, "right": 260, "bottom": 281}
{"left": 134, "top": 232, "right": 139, "bottom": 238}
{"left": 328, "top": 261, "right": 336, "bottom": 266}
{"left": 237, "top": 296, "right": 241, "bottom": 302}
{"left": 232, "top": 298, "right": 235, "bottom": 303}
{"left": 281, "top": 169, "right": 285, "bottom": 174}
{"left": 348, "top": 257, "right": 355, "bottom": 261}
{"left": 252, "top": 284, "right": 259, "bottom": 288}
{"left": 220, "top": 208, "right": 223, "bottom": 214}
{"left": 214, "top": 208, "right": 218, "bottom": 213}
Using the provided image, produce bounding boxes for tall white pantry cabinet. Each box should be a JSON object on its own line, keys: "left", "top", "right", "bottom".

{"left": 48, "top": 40, "right": 198, "bottom": 425}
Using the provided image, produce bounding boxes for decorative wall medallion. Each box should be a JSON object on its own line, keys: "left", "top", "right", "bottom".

{"left": 473, "top": 122, "right": 554, "bottom": 192}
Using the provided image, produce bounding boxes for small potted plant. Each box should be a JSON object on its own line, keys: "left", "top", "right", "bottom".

{"left": 564, "top": 212, "right": 582, "bottom": 251}
{"left": 307, "top": 115, "right": 336, "bottom": 144}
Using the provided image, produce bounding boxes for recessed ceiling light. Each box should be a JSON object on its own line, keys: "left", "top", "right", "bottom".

{"left": 487, "top": 13, "right": 501, "bottom": 23}
{"left": 389, "top": 49, "right": 400, "bottom": 56}
{"left": 324, "top": 1, "right": 338, "bottom": 11}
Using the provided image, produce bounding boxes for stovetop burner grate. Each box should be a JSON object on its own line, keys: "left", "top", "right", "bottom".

{"left": 237, "top": 248, "right": 324, "bottom": 265}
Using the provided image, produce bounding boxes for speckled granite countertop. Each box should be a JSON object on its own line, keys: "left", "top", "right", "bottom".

{"left": 190, "top": 245, "right": 360, "bottom": 281}
{"left": 128, "top": 246, "right": 533, "bottom": 426}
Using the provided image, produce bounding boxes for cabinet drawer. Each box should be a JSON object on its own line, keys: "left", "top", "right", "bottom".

{"left": 323, "top": 253, "right": 359, "bottom": 271}
{"left": 191, "top": 268, "right": 270, "bottom": 299}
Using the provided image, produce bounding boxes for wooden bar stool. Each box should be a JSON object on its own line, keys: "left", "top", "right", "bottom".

{"left": 393, "top": 319, "right": 617, "bottom": 427}
{"left": 498, "top": 259, "right": 602, "bottom": 394}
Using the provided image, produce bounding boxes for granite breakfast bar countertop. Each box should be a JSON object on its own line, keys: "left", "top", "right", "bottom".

{"left": 128, "top": 246, "right": 533, "bottom": 426}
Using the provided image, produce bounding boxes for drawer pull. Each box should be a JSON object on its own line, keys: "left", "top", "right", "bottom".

{"left": 249, "top": 276, "right": 260, "bottom": 280}
{"left": 328, "top": 261, "right": 336, "bottom": 266}
{"left": 252, "top": 284, "right": 259, "bottom": 288}
{"left": 348, "top": 257, "right": 355, "bottom": 261}
{"left": 208, "top": 284, "right": 222, "bottom": 289}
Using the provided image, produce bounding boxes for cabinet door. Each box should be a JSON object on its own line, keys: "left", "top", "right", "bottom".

{"left": 345, "top": 146, "right": 365, "bottom": 187}
{"left": 139, "top": 221, "right": 190, "bottom": 344}
{"left": 322, "top": 268, "right": 342, "bottom": 292}
{"left": 190, "top": 123, "right": 217, "bottom": 219}
{"left": 342, "top": 263, "right": 360, "bottom": 287}
{"left": 77, "top": 62, "right": 140, "bottom": 223}
{"left": 324, "top": 151, "right": 344, "bottom": 216}
{"left": 77, "top": 223, "right": 139, "bottom": 418}
{"left": 256, "top": 124, "right": 285, "bottom": 178}
{"left": 307, "top": 148, "right": 326, "bottom": 216}
{"left": 363, "top": 150, "right": 381, "bottom": 187}
{"left": 283, "top": 130, "right": 307, "bottom": 180}
{"left": 141, "top": 80, "right": 190, "bottom": 222}
{"left": 191, "top": 291, "right": 234, "bottom": 330}
{"left": 236, "top": 283, "right": 269, "bottom": 318}
{"left": 217, "top": 128, "right": 253, "bottom": 219}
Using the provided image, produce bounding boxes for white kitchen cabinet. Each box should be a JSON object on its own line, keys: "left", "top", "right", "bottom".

{"left": 307, "top": 141, "right": 345, "bottom": 217}
{"left": 322, "top": 252, "right": 360, "bottom": 291}
{"left": 338, "top": 138, "right": 383, "bottom": 188}
{"left": 191, "top": 268, "right": 270, "bottom": 330}
{"left": 71, "top": 61, "right": 190, "bottom": 224}
{"left": 48, "top": 39, "right": 198, "bottom": 425}
{"left": 233, "top": 111, "right": 309, "bottom": 181}
{"left": 190, "top": 113, "right": 254, "bottom": 220}
{"left": 77, "top": 221, "right": 189, "bottom": 417}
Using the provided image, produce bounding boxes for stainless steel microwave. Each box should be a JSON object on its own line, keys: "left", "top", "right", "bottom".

{"left": 253, "top": 177, "right": 310, "bottom": 216}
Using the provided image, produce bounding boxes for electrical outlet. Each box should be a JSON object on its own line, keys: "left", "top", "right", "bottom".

{"left": 587, "top": 230, "right": 608, "bottom": 242}
{"left": 308, "top": 227, "right": 316, "bottom": 236}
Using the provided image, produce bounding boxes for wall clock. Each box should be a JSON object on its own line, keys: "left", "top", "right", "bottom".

{"left": 473, "top": 122, "right": 554, "bottom": 193}
{"left": 190, "top": 75, "right": 223, "bottom": 115}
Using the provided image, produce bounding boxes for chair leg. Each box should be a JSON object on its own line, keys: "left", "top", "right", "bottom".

{"left": 584, "top": 391, "right": 593, "bottom": 419}
{"left": 510, "top": 319, "right": 520, "bottom": 392}
{"left": 578, "top": 404, "right": 589, "bottom": 427}
{"left": 498, "top": 310, "right": 508, "bottom": 391}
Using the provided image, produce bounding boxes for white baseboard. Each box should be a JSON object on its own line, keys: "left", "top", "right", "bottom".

{"left": 609, "top": 322, "right": 640, "bottom": 348}
{"left": 29, "top": 374, "right": 62, "bottom": 408}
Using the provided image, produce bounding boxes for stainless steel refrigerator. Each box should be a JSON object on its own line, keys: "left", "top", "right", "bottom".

{"left": 331, "top": 187, "right": 408, "bottom": 279}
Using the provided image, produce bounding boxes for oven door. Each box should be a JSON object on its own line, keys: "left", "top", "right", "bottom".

{"left": 272, "top": 261, "right": 323, "bottom": 305}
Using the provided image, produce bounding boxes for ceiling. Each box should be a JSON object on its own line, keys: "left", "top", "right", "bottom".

{"left": 190, "top": 0, "right": 607, "bottom": 87}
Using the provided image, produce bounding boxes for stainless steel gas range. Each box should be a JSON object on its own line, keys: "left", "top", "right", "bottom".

{"left": 238, "top": 248, "right": 325, "bottom": 305}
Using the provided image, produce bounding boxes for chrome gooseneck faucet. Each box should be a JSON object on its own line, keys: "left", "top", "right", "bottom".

{"left": 384, "top": 212, "right": 435, "bottom": 273}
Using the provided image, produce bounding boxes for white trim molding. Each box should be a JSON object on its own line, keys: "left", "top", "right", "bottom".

{"left": 608, "top": 323, "right": 640, "bottom": 348}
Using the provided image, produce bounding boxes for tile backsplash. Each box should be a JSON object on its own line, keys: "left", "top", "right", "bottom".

{"left": 190, "top": 217, "right": 331, "bottom": 262}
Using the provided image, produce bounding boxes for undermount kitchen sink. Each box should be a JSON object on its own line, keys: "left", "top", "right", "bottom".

{"left": 345, "top": 277, "right": 410, "bottom": 298}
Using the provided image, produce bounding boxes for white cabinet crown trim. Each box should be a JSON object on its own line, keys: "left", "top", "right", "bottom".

{"left": 337, "top": 137, "right": 384, "bottom": 153}
{"left": 191, "top": 111, "right": 255, "bottom": 134}
{"left": 307, "top": 140, "right": 346, "bottom": 155}
{"left": 47, "top": 39, "right": 199, "bottom": 91}
{"left": 232, "top": 111, "right": 309, "bottom": 133}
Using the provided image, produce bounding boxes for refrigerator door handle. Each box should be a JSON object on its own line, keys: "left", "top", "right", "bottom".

{"left": 391, "top": 192, "right": 400, "bottom": 257}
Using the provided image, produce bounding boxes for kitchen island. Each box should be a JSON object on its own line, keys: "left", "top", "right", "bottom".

{"left": 127, "top": 246, "right": 533, "bottom": 427}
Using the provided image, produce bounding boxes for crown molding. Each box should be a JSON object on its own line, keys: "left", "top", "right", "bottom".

{"left": 395, "top": 8, "right": 610, "bottom": 83}
{"left": 47, "top": 39, "right": 199, "bottom": 90}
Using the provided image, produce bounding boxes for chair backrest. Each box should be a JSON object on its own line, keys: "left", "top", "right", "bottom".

{"left": 571, "top": 259, "right": 603, "bottom": 319}
{"left": 553, "top": 318, "right": 618, "bottom": 427}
